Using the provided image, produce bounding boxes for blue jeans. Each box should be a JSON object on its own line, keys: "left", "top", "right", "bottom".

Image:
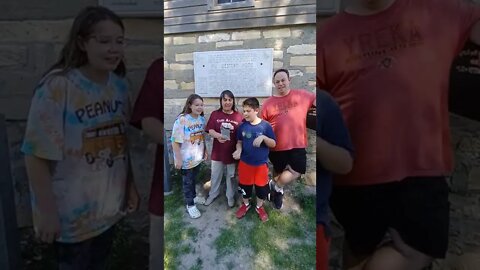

{"left": 55, "top": 225, "right": 116, "bottom": 270}
{"left": 182, "top": 165, "right": 200, "bottom": 206}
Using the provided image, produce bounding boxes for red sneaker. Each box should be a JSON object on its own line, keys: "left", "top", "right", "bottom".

{"left": 236, "top": 203, "right": 251, "bottom": 219}
{"left": 256, "top": 206, "right": 269, "bottom": 222}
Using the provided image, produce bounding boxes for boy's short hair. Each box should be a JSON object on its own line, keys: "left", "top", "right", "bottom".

{"left": 273, "top": 68, "right": 289, "bottom": 78}
{"left": 243, "top": 97, "right": 260, "bottom": 109}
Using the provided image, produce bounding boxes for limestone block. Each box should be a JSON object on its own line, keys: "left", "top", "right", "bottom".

{"left": 175, "top": 53, "right": 193, "bottom": 62}
{"left": 199, "top": 33, "right": 230, "bottom": 43}
{"left": 232, "top": 30, "right": 261, "bottom": 40}
{"left": 170, "top": 63, "right": 194, "bottom": 71}
{"left": 173, "top": 36, "right": 196, "bottom": 45}
{"left": 125, "top": 46, "right": 162, "bottom": 69}
{"left": 0, "top": 20, "right": 71, "bottom": 42}
{"left": 0, "top": 45, "right": 27, "bottom": 68}
{"left": 263, "top": 28, "right": 291, "bottom": 38}
{"left": 290, "top": 56, "right": 316, "bottom": 66}
{"left": 124, "top": 19, "right": 163, "bottom": 41}
{"left": 180, "top": 82, "right": 194, "bottom": 90}
{"left": 164, "top": 80, "right": 178, "bottom": 90}
{"left": 216, "top": 41, "right": 243, "bottom": 48}
{"left": 287, "top": 44, "right": 316, "bottom": 55}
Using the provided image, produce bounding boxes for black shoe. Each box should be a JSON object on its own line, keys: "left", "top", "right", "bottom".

{"left": 273, "top": 190, "right": 283, "bottom": 209}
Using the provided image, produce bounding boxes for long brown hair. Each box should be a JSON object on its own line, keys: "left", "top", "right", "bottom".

{"left": 44, "top": 6, "right": 126, "bottom": 77}
{"left": 179, "top": 94, "right": 204, "bottom": 117}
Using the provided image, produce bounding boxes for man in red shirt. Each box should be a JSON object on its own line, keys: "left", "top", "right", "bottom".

{"left": 261, "top": 69, "right": 316, "bottom": 209}
{"left": 318, "top": 0, "right": 480, "bottom": 269}
{"left": 130, "top": 58, "right": 163, "bottom": 270}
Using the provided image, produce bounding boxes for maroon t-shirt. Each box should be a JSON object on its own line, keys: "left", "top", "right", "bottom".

{"left": 205, "top": 110, "right": 243, "bottom": 164}
{"left": 130, "top": 58, "right": 163, "bottom": 216}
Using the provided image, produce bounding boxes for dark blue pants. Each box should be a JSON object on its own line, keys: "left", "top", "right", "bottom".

{"left": 182, "top": 165, "right": 200, "bottom": 206}
{"left": 55, "top": 225, "right": 116, "bottom": 270}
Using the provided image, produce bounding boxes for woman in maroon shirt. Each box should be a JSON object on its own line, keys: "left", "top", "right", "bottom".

{"left": 204, "top": 90, "right": 243, "bottom": 207}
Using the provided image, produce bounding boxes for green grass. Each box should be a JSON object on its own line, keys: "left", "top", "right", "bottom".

{"left": 189, "top": 258, "right": 203, "bottom": 270}
{"left": 21, "top": 217, "right": 149, "bottom": 270}
{"left": 165, "top": 165, "right": 316, "bottom": 269}
{"left": 108, "top": 219, "right": 149, "bottom": 270}
{"left": 164, "top": 170, "right": 200, "bottom": 270}
{"left": 213, "top": 185, "right": 316, "bottom": 269}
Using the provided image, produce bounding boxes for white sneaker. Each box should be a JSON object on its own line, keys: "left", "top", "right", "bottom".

{"left": 186, "top": 205, "right": 201, "bottom": 219}
{"left": 194, "top": 196, "right": 206, "bottom": 205}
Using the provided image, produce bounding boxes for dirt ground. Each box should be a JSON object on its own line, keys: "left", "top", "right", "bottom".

{"left": 164, "top": 178, "right": 316, "bottom": 270}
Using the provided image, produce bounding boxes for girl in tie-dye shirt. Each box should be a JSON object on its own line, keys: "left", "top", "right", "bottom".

{"left": 21, "top": 6, "right": 139, "bottom": 269}
{"left": 171, "top": 94, "right": 208, "bottom": 219}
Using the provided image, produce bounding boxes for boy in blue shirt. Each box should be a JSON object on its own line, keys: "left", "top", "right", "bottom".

{"left": 233, "top": 98, "right": 276, "bottom": 222}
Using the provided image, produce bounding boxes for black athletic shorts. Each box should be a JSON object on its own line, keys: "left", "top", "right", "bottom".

{"left": 330, "top": 176, "right": 450, "bottom": 259}
{"left": 268, "top": 148, "right": 307, "bottom": 174}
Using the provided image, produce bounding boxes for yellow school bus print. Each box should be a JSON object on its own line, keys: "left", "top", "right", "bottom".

{"left": 82, "top": 121, "right": 126, "bottom": 167}
{"left": 189, "top": 131, "right": 204, "bottom": 145}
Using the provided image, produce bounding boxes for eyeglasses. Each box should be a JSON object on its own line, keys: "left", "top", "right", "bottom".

{"left": 88, "top": 35, "right": 126, "bottom": 47}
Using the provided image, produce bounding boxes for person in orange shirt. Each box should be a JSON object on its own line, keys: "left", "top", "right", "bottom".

{"left": 318, "top": 0, "right": 480, "bottom": 269}
{"left": 261, "top": 69, "right": 316, "bottom": 209}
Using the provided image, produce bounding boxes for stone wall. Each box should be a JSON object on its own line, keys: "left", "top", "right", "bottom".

{"left": 164, "top": 24, "right": 317, "bottom": 184}
{"left": 438, "top": 115, "right": 480, "bottom": 269}
{"left": 0, "top": 2, "right": 163, "bottom": 226}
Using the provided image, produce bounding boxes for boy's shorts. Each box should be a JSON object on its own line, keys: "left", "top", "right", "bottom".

{"left": 268, "top": 148, "right": 306, "bottom": 174}
{"left": 330, "top": 176, "right": 449, "bottom": 259}
{"left": 238, "top": 161, "right": 268, "bottom": 186}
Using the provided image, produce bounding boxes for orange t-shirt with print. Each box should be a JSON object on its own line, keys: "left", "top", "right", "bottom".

{"left": 317, "top": 0, "right": 480, "bottom": 186}
{"left": 261, "top": 89, "right": 315, "bottom": 151}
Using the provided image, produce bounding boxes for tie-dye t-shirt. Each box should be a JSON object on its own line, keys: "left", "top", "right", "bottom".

{"left": 21, "top": 69, "right": 130, "bottom": 243}
{"left": 170, "top": 114, "right": 206, "bottom": 169}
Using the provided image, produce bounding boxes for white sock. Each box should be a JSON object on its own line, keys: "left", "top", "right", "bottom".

{"left": 274, "top": 184, "right": 284, "bottom": 193}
